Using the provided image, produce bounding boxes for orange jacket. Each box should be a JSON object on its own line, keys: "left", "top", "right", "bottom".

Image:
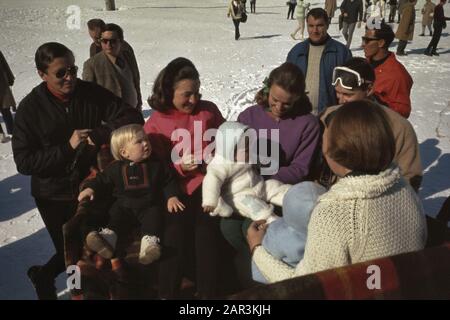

{"left": 373, "top": 52, "right": 413, "bottom": 118}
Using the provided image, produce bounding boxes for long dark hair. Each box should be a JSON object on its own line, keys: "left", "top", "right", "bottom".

{"left": 148, "top": 57, "right": 200, "bottom": 112}
{"left": 255, "top": 62, "right": 312, "bottom": 117}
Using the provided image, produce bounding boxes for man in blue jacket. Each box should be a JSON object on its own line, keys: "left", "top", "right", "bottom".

{"left": 287, "top": 8, "right": 352, "bottom": 115}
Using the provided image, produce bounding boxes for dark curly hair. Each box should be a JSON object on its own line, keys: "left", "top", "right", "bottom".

{"left": 255, "top": 62, "right": 312, "bottom": 117}
{"left": 148, "top": 57, "right": 200, "bottom": 112}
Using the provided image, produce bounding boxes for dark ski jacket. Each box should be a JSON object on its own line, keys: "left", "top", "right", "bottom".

{"left": 12, "top": 79, "right": 144, "bottom": 200}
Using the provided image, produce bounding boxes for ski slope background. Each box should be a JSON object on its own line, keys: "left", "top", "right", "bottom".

{"left": 0, "top": 0, "right": 449, "bottom": 299}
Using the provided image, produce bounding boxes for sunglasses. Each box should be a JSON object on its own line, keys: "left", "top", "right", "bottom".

{"left": 332, "top": 67, "right": 371, "bottom": 90}
{"left": 54, "top": 65, "right": 78, "bottom": 79}
{"left": 100, "top": 38, "right": 119, "bottom": 45}
{"left": 361, "top": 36, "right": 380, "bottom": 44}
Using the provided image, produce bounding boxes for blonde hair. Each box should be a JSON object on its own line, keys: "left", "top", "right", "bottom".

{"left": 110, "top": 124, "right": 145, "bottom": 160}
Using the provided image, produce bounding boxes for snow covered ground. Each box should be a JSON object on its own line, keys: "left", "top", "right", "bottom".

{"left": 0, "top": 0, "right": 449, "bottom": 299}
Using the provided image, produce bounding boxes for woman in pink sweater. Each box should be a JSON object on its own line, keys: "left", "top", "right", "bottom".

{"left": 144, "top": 57, "right": 225, "bottom": 299}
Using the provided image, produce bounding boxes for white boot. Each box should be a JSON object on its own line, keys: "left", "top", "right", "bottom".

{"left": 86, "top": 228, "right": 117, "bottom": 259}
{"left": 210, "top": 197, "right": 234, "bottom": 217}
{"left": 139, "top": 235, "right": 161, "bottom": 265}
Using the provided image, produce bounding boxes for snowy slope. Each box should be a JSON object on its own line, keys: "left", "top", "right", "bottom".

{"left": 0, "top": 0, "right": 449, "bottom": 299}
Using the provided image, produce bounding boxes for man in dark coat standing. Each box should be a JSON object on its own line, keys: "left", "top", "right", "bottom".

{"left": 0, "top": 50, "right": 16, "bottom": 142}
{"left": 12, "top": 42, "right": 144, "bottom": 300}
{"left": 424, "top": 0, "right": 450, "bottom": 56}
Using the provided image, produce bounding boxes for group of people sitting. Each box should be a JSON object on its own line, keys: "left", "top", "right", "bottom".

{"left": 10, "top": 9, "right": 429, "bottom": 300}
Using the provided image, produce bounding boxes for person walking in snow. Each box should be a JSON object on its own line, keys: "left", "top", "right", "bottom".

{"left": 291, "top": 0, "right": 310, "bottom": 40}
{"left": 395, "top": 0, "right": 417, "bottom": 56}
{"left": 250, "top": 0, "right": 256, "bottom": 13}
{"left": 0, "top": 50, "right": 16, "bottom": 143}
{"left": 424, "top": 0, "right": 450, "bottom": 56}
{"left": 228, "top": 0, "right": 245, "bottom": 40}
{"left": 287, "top": 0, "right": 298, "bottom": 20}
{"left": 388, "top": 0, "right": 398, "bottom": 22}
{"left": 324, "top": 0, "right": 337, "bottom": 24}
{"left": 420, "top": 0, "right": 436, "bottom": 36}
{"left": 340, "top": 0, "right": 364, "bottom": 48}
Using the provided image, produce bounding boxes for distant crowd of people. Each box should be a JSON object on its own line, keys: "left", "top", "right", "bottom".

{"left": 225, "top": 0, "right": 450, "bottom": 57}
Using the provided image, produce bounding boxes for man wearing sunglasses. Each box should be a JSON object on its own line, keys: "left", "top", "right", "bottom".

{"left": 287, "top": 8, "right": 352, "bottom": 115}
{"left": 319, "top": 57, "right": 422, "bottom": 191}
{"left": 87, "top": 19, "right": 139, "bottom": 62}
{"left": 12, "top": 42, "right": 144, "bottom": 300}
{"left": 362, "top": 20, "right": 413, "bottom": 119}
{"left": 83, "top": 23, "right": 142, "bottom": 112}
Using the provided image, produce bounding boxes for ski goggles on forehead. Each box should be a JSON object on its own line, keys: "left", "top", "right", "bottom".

{"left": 332, "top": 66, "right": 370, "bottom": 90}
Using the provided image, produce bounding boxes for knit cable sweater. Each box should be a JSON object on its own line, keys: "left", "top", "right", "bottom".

{"left": 253, "top": 166, "right": 427, "bottom": 283}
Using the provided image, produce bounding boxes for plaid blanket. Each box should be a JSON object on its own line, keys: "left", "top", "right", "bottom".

{"left": 230, "top": 243, "right": 450, "bottom": 300}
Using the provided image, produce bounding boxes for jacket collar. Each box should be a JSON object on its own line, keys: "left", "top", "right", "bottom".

{"left": 321, "top": 165, "right": 404, "bottom": 201}
{"left": 296, "top": 35, "right": 338, "bottom": 56}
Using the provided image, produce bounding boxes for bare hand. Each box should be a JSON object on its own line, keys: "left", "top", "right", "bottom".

{"left": 69, "top": 129, "right": 92, "bottom": 149}
{"left": 180, "top": 154, "right": 199, "bottom": 172}
{"left": 78, "top": 188, "right": 95, "bottom": 202}
{"left": 203, "top": 205, "right": 216, "bottom": 213}
{"left": 167, "top": 196, "right": 185, "bottom": 213}
{"left": 246, "top": 220, "right": 267, "bottom": 253}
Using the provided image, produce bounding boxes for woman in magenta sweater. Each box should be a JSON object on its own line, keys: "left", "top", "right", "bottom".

{"left": 144, "top": 57, "right": 225, "bottom": 299}
{"left": 221, "top": 62, "right": 321, "bottom": 289}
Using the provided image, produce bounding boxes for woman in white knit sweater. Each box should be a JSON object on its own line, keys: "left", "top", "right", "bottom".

{"left": 247, "top": 100, "right": 427, "bottom": 283}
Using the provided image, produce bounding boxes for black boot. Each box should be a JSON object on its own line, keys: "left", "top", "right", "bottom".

{"left": 27, "top": 265, "right": 57, "bottom": 300}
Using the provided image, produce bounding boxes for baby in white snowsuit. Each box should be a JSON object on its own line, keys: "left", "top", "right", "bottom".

{"left": 202, "top": 121, "right": 291, "bottom": 223}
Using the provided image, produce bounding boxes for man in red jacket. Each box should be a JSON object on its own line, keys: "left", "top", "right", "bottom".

{"left": 361, "top": 21, "right": 413, "bottom": 118}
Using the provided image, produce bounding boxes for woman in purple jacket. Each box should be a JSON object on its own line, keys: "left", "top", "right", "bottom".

{"left": 220, "top": 62, "right": 320, "bottom": 289}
